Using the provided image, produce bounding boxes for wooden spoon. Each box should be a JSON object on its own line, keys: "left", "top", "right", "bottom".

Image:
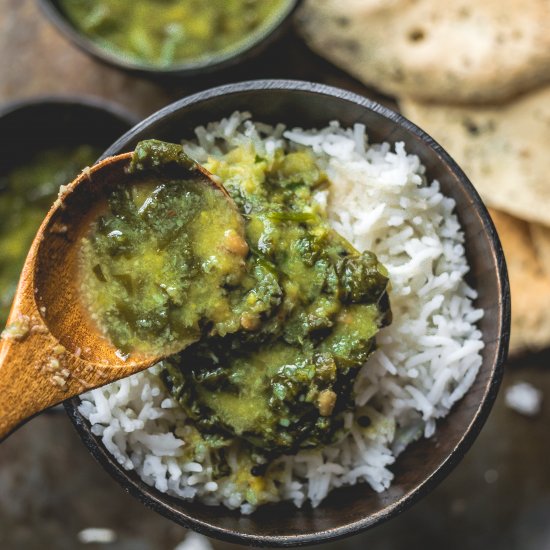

{"left": 0, "top": 150, "right": 239, "bottom": 441}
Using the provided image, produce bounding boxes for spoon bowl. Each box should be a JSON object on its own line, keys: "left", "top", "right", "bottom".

{"left": 0, "top": 154, "right": 152, "bottom": 440}
{"left": 0, "top": 147, "right": 238, "bottom": 440}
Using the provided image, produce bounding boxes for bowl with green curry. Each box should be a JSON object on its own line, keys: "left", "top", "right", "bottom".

{"left": 38, "top": 0, "right": 300, "bottom": 77}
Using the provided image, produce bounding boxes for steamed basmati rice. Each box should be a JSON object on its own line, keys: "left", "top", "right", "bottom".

{"left": 79, "top": 112, "right": 484, "bottom": 512}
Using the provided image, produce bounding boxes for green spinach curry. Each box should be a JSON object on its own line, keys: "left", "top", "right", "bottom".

{"left": 58, "top": 0, "right": 291, "bottom": 68}
{"left": 82, "top": 140, "right": 391, "bottom": 459}
{"left": 0, "top": 145, "right": 100, "bottom": 326}
{"left": 80, "top": 141, "right": 249, "bottom": 354}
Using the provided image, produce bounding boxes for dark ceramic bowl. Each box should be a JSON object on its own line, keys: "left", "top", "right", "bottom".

{"left": 65, "top": 80, "right": 510, "bottom": 547}
{"left": 38, "top": 0, "right": 301, "bottom": 78}
{"left": 0, "top": 96, "right": 137, "bottom": 172}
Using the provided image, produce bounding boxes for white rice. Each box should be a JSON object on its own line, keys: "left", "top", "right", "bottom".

{"left": 505, "top": 382, "right": 542, "bottom": 416}
{"left": 79, "top": 112, "right": 484, "bottom": 512}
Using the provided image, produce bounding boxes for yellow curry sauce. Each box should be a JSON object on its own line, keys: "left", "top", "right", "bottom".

{"left": 58, "top": 0, "right": 291, "bottom": 67}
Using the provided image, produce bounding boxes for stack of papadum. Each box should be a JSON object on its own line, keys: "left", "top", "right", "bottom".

{"left": 296, "top": 0, "right": 550, "bottom": 355}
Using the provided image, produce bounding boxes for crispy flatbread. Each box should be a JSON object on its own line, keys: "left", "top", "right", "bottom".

{"left": 400, "top": 86, "right": 550, "bottom": 226}
{"left": 297, "top": 0, "right": 550, "bottom": 103}
{"left": 490, "top": 209, "right": 550, "bottom": 355}
{"left": 530, "top": 224, "right": 550, "bottom": 277}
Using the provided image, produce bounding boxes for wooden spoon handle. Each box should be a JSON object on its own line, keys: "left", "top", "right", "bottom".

{"left": 0, "top": 152, "right": 173, "bottom": 440}
{"left": 0, "top": 314, "right": 102, "bottom": 440}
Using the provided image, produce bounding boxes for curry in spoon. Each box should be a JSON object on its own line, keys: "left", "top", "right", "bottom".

{"left": 0, "top": 140, "right": 247, "bottom": 440}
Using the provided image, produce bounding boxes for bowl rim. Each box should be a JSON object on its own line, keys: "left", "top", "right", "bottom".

{"left": 65, "top": 79, "right": 510, "bottom": 547}
{"left": 0, "top": 94, "right": 139, "bottom": 127}
{"left": 37, "top": 0, "right": 302, "bottom": 77}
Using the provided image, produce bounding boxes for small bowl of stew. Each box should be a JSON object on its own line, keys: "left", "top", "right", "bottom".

{"left": 38, "top": 0, "right": 301, "bottom": 78}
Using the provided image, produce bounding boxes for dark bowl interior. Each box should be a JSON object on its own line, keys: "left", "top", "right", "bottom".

{"left": 38, "top": 0, "right": 301, "bottom": 78}
{"left": 0, "top": 96, "right": 137, "bottom": 173}
{"left": 65, "top": 80, "right": 510, "bottom": 547}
